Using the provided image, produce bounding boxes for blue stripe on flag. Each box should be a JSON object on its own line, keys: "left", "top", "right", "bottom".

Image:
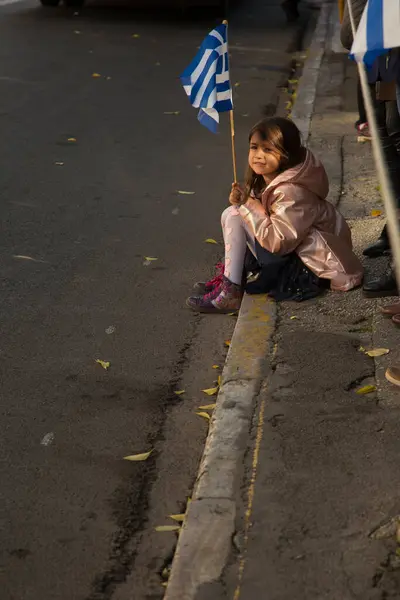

{"left": 198, "top": 108, "right": 218, "bottom": 133}
{"left": 365, "top": 0, "right": 384, "bottom": 64}
{"left": 190, "top": 52, "right": 218, "bottom": 105}
{"left": 215, "top": 99, "right": 232, "bottom": 112}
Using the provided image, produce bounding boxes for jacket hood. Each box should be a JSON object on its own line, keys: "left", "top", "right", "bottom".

{"left": 266, "top": 149, "right": 329, "bottom": 200}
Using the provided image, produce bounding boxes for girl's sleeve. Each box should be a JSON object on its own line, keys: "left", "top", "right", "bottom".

{"left": 238, "top": 184, "right": 317, "bottom": 254}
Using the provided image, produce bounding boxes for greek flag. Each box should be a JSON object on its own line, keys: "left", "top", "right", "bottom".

{"left": 180, "top": 23, "right": 233, "bottom": 133}
{"left": 350, "top": 0, "right": 400, "bottom": 66}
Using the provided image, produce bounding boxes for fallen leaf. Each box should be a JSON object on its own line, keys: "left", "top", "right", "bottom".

{"left": 375, "top": 185, "right": 381, "bottom": 191}
{"left": 369, "top": 515, "right": 400, "bottom": 540}
{"left": 225, "top": 340, "right": 231, "bottom": 347}
{"left": 171, "top": 207, "right": 180, "bottom": 215}
{"left": 217, "top": 375, "right": 222, "bottom": 386}
{"left": 241, "top": 113, "right": 249, "bottom": 117}
{"left": 365, "top": 348, "right": 390, "bottom": 357}
{"left": 105, "top": 325, "right": 116, "bottom": 334}
{"left": 132, "top": 33, "right": 140, "bottom": 38}
{"left": 356, "top": 384, "right": 377, "bottom": 395}
{"left": 161, "top": 582, "right": 168, "bottom": 588}
{"left": 199, "top": 403, "right": 216, "bottom": 410}
{"left": 164, "top": 111, "right": 180, "bottom": 115}
{"left": 161, "top": 567, "right": 170, "bottom": 580}
{"left": 55, "top": 161, "right": 64, "bottom": 166}
{"left": 155, "top": 525, "right": 180, "bottom": 532}
{"left": 204, "top": 238, "right": 218, "bottom": 244}
{"left": 359, "top": 346, "right": 365, "bottom": 352}
{"left": 357, "top": 135, "right": 370, "bottom": 143}
{"left": 177, "top": 190, "right": 195, "bottom": 195}
{"left": 285, "top": 101, "right": 292, "bottom": 110}
{"left": 174, "top": 390, "right": 185, "bottom": 396}
{"left": 234, "top": 82, "right": 240, "bottom": 87}
{"left": 95, "top": 359, "right": 110, "bottom": 370}
{"left": 67, "top": 137, "right": 77, "bottom": 142}
{"left": 144, "top": 256, "right": 158, "bottom": 261}
{"left": 212, "top": 365, "right": 220, "bottom": 369}
{"left": 290, "top": 316, "right": 298, "bottom": 320}
{"left": 196, "top": 411, "right": 211, "bottom": 421}
{"left": 288, "top": 79, "right": 298, "bottom": 84}
{"left": 13, "top": 255, "right": 47, "bottom": 263}
{"left": 124, "top": 450, "right": 152, "bottom": 461}
{"left": 92, "top": 73, "right": 101, "bottom": 78}
{"left": 228, "top": 312, "right": 238, "bottom": 316}
{"left": 371, "top": 209, "right": 382, "bottom": 217}
{"left": 202, "top": 387, "right": 218, "bottom": 396}
{"left": 169, "top": 513, "right": 185, "bottom": 522}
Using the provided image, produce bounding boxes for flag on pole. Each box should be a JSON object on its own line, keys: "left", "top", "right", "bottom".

{"left": 350, "top": 0, "right": 400, "bottom": 66}
{"left": 180, "top": 22, "right": 233, "bottom": 133}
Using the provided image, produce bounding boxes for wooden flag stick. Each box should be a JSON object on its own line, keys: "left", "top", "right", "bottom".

{"left": 229, "top": 110, "right": 238, "bottom": 183}
{"left": 223, "top": 20, "right": 238, "bottom": 182}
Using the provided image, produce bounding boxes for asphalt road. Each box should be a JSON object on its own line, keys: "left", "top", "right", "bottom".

{"left": 0, "top": 1, "right": 316, "bottom": 598}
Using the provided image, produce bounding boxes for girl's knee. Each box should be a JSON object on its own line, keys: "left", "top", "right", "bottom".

{"left": 221, "top": 205, "right": 240, "bottom": 227}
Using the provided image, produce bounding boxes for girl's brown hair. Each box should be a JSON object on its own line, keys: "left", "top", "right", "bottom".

{"left": 244, "top": 117, "right": 306, "bottom": 198}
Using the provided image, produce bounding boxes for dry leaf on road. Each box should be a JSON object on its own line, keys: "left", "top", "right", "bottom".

{"left": 169, "top": 514, "right": 185, "bottom": 522}
{"left": 177, "top": 190, "right": 195, "bottom": 195}
{"left": 365, "top": 348, "right": 390, "bottom": 357}
{"left": 356, "top": 384, "right": 376, "bottom": 395}
{"left": 92, "top": 73, "right": 101, "bottom": 78}
{"left": 155, "top": 525, "right": 180, "bottom": 532}
{"left": 95, "top": 359, "right": 110, "bottom": 370}
{"left": 124, "top": 450, "right": 152, "bottom": 461}
{"left": 202, "top": 387, "right": 218, "bottom": 396}
{"left": 198, "top": 403, "right": 216, "bottom": 410}
{"left": 174, "top": 390, "right": 185, "bottom": 396}
{"left": 204, "top": 238, "right": 218, "bottom": 244}
{"left": 196, "top": 411, "right": 211, "bottom": 421}
{"left": 371, "top": 209, "right": 382, "bottom": 217}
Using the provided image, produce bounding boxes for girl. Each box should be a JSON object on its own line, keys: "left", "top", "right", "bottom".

{"left": 187, "top": 117, "right": 363, "bottom": 314}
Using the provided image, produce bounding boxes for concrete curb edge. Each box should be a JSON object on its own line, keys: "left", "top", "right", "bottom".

{"left": 164, "top": 6, "right": 333, "bottom": 598}
{"left": 292, "top": 0, "right": 333, "bottom": 141}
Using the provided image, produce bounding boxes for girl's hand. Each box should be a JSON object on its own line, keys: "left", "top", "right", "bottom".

{"left": 229, "top": 182, "right": 245, "bottom": 205}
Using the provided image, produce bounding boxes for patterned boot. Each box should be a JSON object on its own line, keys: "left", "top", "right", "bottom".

{"left": 192, "top": 262, "right": 224, "bottom": 295}
{"left": 186, "top": 275, "right": 243, "bottom": 314}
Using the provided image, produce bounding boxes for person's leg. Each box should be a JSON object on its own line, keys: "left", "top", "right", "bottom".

{"left": 385, "top": 99, "right": 400, "bottom": 155}
{"left": 357, "top": 76, "right": 367, "bottom": 124}
{"left": 363, "top": 99, "right": 400, "bottom": 258}
{"left": 186, "top": 206, "right": 248, "bottom": 313}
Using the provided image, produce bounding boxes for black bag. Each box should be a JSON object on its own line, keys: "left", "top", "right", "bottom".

{"left": 245, "top": 242, "right": 327, "bottom": 302}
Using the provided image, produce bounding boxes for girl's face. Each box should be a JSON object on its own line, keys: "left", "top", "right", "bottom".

{"left": 248, "top": 132, "right": 280, "bottom": 181}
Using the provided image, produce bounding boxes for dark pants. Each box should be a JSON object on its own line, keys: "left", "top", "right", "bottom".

{"left": 375, "top": 99, "right": 400, "bottom": 207}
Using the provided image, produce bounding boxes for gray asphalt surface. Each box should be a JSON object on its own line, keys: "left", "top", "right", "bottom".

{"left": 0, "top": 1, "right": 316, "bottom": 598}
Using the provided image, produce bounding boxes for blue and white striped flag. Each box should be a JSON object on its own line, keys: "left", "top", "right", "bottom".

{"left": 180, "top": 22, "right": 233, "bottom": 133}
{"left": 350, "top": 0, "right": 400, "bottom": 66}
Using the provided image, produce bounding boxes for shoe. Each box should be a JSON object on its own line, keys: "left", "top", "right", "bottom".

{"left": 380, "top": 301, "right": 400, "bottom": 316}
{"left": 363, "top": 272, "right": 398, "bottom": 298}
{"left": 282, "top": 0, "right": 299, "bottom": 22}
{"left": 193, "top": 262, "right": 224, "bottom": 295}
{"left": 363, "top": 225, "right": 390, "bottom": 258}
{"left": 186, "top": 275, "right": 243, "bottom": 314}
{"left": 356, "top": 122, "right": 372, "bottom": 140}
{"left": 363, "top": 238, "right": 391, "bottom": 258}
{"left": 385, "top": 366, "right": 400, "bottom": 387}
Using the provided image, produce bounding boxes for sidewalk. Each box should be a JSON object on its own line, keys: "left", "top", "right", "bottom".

{"left": 165, "top": 3, "right": 400, "bottom": 598}
{"left": 224, "top": 7, "right": 400, "bottom": 600}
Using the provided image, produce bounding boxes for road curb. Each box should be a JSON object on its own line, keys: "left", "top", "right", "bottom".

{"left": 164, "top": 6, "right": 332, "bottom": 598}
{"left": 164, "top": 295, "right": 275, "bottom": 600}
{"left": 291, "top": 0, "right": 334, "bottom": 141}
